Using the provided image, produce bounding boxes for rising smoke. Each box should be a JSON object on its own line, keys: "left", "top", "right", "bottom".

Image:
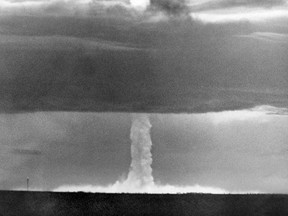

{"left": 54, "top": 113, "right": 232, "bottom": 194}
{"left": 125, "top": 114, "right": 154, "bottom": 188}
{"left": 115, "top": 114, "right": 229, "bottom": 193}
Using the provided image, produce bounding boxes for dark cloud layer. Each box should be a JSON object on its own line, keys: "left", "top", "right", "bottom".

{"left": 150, "top": 0, "right": 189, "bottom": 15}
{"left": 0, "top": 1, "right": 287, "bottom": 114}
{"left": 11, "top": 148, "right": 42, "bottom": 156}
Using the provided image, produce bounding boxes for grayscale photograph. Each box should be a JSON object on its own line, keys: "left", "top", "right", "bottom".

{"left": 0, "top": 0, "right": 287, "bottom": 215}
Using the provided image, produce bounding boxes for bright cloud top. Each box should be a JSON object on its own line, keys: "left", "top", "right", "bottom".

{"left": 207, "top": 105, "right": 288, "bottom": 125}
{"left": 130, "top": 0, "right": 150, "bottom": 10}
{"left": 0, "top": 0, "right": 288, "bottom": 23}
{"left": 191, "top": 7, "right": 288, "bottom": 23}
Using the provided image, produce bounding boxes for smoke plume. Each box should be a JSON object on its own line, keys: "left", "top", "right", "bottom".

{"left": 52, "top": 112, "right": 258, "bottom": 193}
{"left": 125, "top": 114, "right": 154, "bottom": 189}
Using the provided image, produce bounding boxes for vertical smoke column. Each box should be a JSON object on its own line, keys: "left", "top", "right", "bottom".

{"left": 126, "top": 114, "right": 154, "bottom": 188}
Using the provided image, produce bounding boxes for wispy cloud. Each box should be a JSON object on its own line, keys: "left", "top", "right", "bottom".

{"left": 1, "top": 0, "right": 288, "bottom": 23}
{"left": 0, "top": 34, "right": 143, "bottom": 51}
{"left": 236, "top": 32, "right": 288, "bottom": 44}
{"left": 11, "top": 148, "right": 42, "bottom": 156}
{"left": 206, "top": 105, "right": 288, "bottom": 125}
{"left": 190, "top": 0, "right": 288, "bottom": 11}
{"left": 0, "top": 0, "right": 138, "bottom": 17}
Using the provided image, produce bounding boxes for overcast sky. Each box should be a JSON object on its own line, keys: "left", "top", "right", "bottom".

{"left": 0, "top": 0, "right": 287, "bottom": 193}
{"left": 0, "top": 0, "right": 288, "bottom": 113}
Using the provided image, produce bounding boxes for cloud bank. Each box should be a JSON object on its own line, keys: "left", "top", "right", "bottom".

{"left": 0, "top": 0, "right": 287, "bottom": 114}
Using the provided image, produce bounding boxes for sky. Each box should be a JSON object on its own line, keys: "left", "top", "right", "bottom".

{"left": 1, "top": 109, "right": 287, "bottom": 193}
{"left": 0, "top": 0, "right": 287, "bottom": 193}
{"left": 0, "top": 0, "right": 288, "bottom": 113}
